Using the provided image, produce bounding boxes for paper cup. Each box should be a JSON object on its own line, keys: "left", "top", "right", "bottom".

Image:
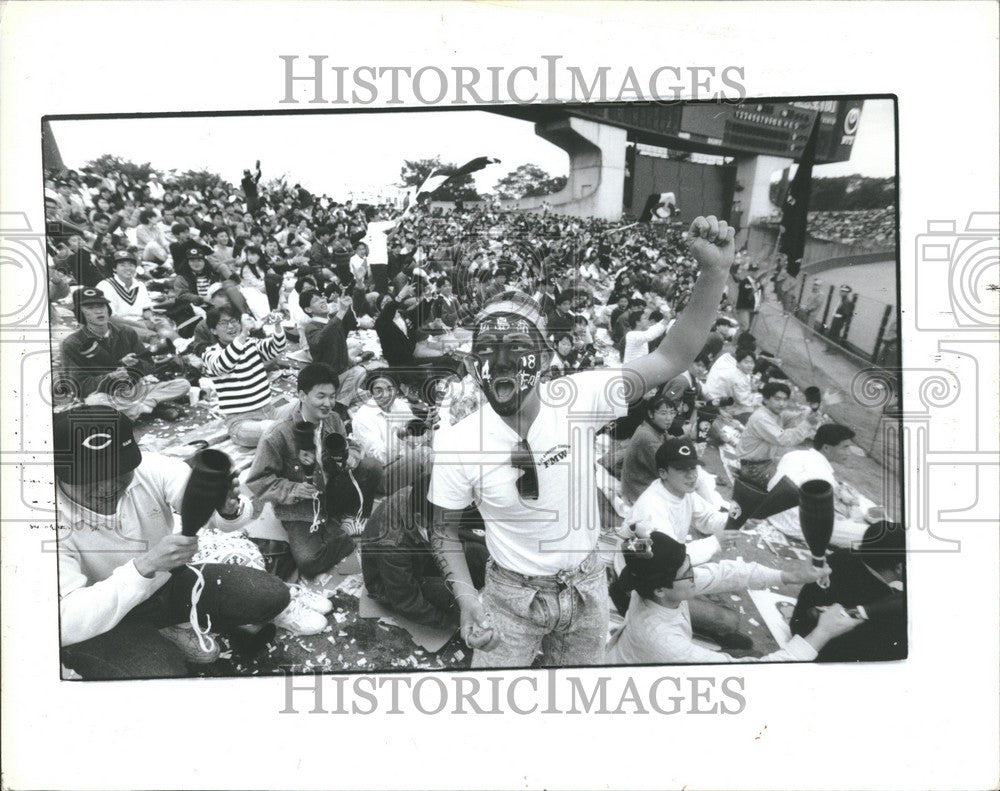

{"left": 188, "top": 387, "right": 201, "bottom": 406}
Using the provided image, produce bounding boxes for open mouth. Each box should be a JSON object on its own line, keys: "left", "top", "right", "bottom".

{"left": 491, "top": 378, "right": 517, "bottom": 401}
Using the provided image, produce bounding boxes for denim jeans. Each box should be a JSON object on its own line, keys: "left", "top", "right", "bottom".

{"left": 284, "top": 519, "right": 356, "bottom": 579}
{"left": 224, "top": 403, "right": 277, "bottom": 448}
{"left": 61, "top": 563, "right": 290, "bottom": 680}
{"left": 472, "top": 551, "right": 609, "bottom": 669}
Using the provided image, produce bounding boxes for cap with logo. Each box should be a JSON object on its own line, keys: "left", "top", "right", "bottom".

{"left": 112, "top": 250, "right": 138, "bottom": 265}
{"left": 73, "top": 287, "right": 111, "bottom": 310}
{"left": 655, "top": 437, "right": 700, "bottom": 471}
{"left": 53, "top": 406, "right": 142, "bottom": 485}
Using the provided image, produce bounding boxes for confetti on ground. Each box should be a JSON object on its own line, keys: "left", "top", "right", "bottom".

{"left": 730, "top": 595, "right": 741, "bottom": 601}
{"left": 748, "top": 618, "right": 760, "bottom": 627}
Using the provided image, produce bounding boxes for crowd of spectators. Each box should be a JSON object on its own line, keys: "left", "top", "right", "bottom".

{"left": 45, "top": 159, "right": 898, "bottom": 678}
{"left": 756, "top": 207, "right": 896, "bottom": 249}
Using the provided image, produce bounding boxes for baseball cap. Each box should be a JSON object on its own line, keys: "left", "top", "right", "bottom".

{"left": 622, "top": 531, "right": 689, "bottom": 591}
{"left": 73, "top": 287, "right": 110, "bottom": 310}
{"left": 655, "top": 437, "right": 700, "bottom": 471}
{"left": 53, "top": 406, "right": 142, "bottom": 485}
{"left": 112, "top": 250, "right": 138, "bottom": 266}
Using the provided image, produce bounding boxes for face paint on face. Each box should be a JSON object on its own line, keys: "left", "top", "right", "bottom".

{"left": 469, "top": 313, "right": 547, "bottom": 417}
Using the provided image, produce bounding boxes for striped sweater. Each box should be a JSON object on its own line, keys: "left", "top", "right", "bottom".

{"left": 202, "top": 333, "right": 286, "bottom": 415}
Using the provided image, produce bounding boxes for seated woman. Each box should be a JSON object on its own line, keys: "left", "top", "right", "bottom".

{"left": 701, "top": 347, "right": 762, "bottom": 419}
{"left": 546, "top": 332, "right": 577, "bottom": 380}
{"left": 606, "top": 532, "right": 861, "bottom": 664}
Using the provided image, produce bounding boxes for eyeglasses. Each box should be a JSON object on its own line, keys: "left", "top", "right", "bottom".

{"left": 510, "top": 438, "right": 539, "bottom": 500}
{"left": 216, "top": 319, "right": 241, "bottom": 330}
{"left": 674, "top": 560, "right": 695, "bottom": 585}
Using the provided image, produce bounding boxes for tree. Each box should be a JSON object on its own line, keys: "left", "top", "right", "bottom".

{"left": 492, "top": 163, "right": 567, "bottom": 201}
{"left": 170, "top": 168, "right": 234, "bottom": 196}
{"left": 399, "top": 157, "right": 478, "bottom": 201}
{"left": 84, "top": 154, "right": 155, "bottom": 184}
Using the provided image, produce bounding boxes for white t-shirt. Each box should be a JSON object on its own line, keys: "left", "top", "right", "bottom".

{"left": 626, "top": 479, "right": 728, "bottom": 567}
{"left": 430, "top": 369, "right": 628, "bottom": 575}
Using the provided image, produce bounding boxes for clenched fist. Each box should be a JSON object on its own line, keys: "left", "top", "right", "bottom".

{"left": 687, "top": 216, "right": 736, "bottom": 277}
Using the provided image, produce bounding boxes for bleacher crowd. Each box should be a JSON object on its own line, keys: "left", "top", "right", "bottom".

{"left": 45, "top": 161, "right": 903, "bottom": 679}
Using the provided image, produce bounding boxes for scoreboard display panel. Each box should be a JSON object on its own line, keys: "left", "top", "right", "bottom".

{"left": 677, "top": 100, "right": 863, "bottom": 162}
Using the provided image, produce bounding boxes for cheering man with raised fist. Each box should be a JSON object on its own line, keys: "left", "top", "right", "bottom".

{"left": 428, "top": 215, "right": 736, "bottom": 668}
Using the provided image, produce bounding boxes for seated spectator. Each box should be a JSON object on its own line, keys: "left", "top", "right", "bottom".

{"left": 617, "top": 438, "right": 748, "bottom": 648}
{"left": 55, "top": 406, "right": 288, "bottom": 679}
{"left": 545, "top": 291, "right": 576, "bottom": 338}
{"left": 606, "top": 532, "right": 859, "bottom": 664}
{"left": 135, "top": 209, "right": 169, "bottom": 264}
{"left": 431, "top": 276, "right": 461, "bottom": 328}
{"left": 702, "top": 347, "right": 761, "bottom": 417}
{"left": 361, "top": 474, "right": 488, "bottom": 629}
{"left": 247, "top": 363, "right": 382, "bottom": 587}
{"left": 764, "top": 423, "right": 869, "bottom": 547}
{"left": 353, "top": 369, "right": 417, "bottom": 465}
{"left": 60, "top": 287, "right": 190, "bottom": 421}
{"left": 300, "top": 288, "right": 372, "bottom": 415}
{"left": 53, "top": 233, "right": 106, "bottom": 288}
{"left": 97, "top": 250, "right": 158, "bottom": 342}
{"left": 374, "top": 294, "right": 418, "bottom": 367}
{"left": 622, "top": 308, "right": 670, "bottom": 364}
{"left": 734, "top": 381, "right": 819, "bottom": 488}
{"left": 659, "top": 352, "right": 710, "bottom": 439}
{"left": 201, "top": 308, "right": 286, "bottom": 448}
{"left": 791, "top": 520, "right": 906, "bottom": 662}
{"left": 172, "top": 250, "right": 218, "bottom": 308}
{"left": 547, "top": 332, "right": 577, "bottom": 378}
{"left": 620, "top": 396, "right": 679, "bottom": 506}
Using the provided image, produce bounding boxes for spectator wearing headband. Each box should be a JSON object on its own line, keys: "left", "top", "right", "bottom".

{"left": 606, "top": 532, "right": 859, "bottom": 664}
{"left": 429, "top": 215, "right": 741, "bottom": 668}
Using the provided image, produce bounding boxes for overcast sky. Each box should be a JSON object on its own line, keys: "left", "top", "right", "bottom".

{"left": 49, "top": 99, "right": 895, "bottom": 197}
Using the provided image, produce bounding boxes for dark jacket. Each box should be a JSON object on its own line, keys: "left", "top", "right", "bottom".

{"left": 60, "top": 324, "right": 152, "bottom": 397}
{"left": 303, "top": 311, "right": 357, "bottom": 377}
{"left": 246, "top": 404, "right": 351, "bottom": 522}
{"left": 375, "top": 299, "right": 416, "bottom": 366}
{"left": 791, "top": 550, "right": 906, "bottom": 662}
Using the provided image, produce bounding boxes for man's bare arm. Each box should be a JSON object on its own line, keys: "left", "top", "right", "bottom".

{"left": 625, "top": 216, "right": 735, "bottom": 398}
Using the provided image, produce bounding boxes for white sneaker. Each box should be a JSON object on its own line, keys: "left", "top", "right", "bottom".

{"left": 159, "top": 623, "right": 220, "bottom": 663}
{"left": 273, "top": 598, "right": 328, "bottom": 635}
{"left": 288, "top": 584, "right": 334, "bottom": 615}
